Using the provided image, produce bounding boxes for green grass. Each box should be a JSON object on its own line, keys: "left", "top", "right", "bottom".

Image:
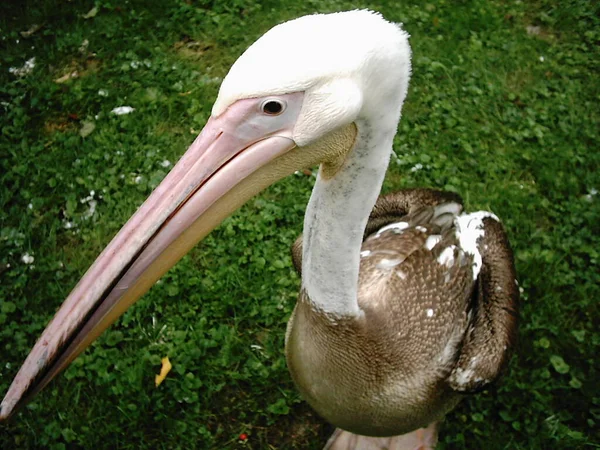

{"left": 0, "top": 0, "right": 599, "bottom": 448}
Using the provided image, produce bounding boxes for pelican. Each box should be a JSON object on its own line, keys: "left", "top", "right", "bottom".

{"left": 0, "top": 10, "right": 518, "bottom": 449}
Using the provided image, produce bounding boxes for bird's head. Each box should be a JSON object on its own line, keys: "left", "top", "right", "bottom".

{"left": 0, "top": 10, "right": 411, "bottom": 420}
{"left": 213, "top": 10, "right": 410, "bottom": 146}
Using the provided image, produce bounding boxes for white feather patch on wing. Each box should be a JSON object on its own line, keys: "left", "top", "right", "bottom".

{"left": 454, "top": 211, "right": 499, "bottom": 280}
{"left": 375, "top": 221, "right": 409, "bottom": 237}
{"left": 425, "top": 234, "right": 442, "bottom": 250}
{"left": 437, "top": 245, "right": 455, "bottom": 268}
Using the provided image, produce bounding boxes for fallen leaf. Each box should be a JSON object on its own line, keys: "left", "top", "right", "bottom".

{"left": 54, "top": 71, "right": 79, "bottom": 84}
{"left": 155, "top": 356, "right": 172, "bottom": 387}
{"left": 79, "top": 120, "right": 96, "bottom": 138}
{"left": 20, "top": 23, "right": 43, "bottom": 38}
{"left": 82, "top": 7, "right": 98, "bottom": 19}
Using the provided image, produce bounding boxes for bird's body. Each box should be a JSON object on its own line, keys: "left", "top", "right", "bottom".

{"left": 287, "top": 189, "right": 517, "bottom": 446}
{"left": 0, "top": 10, "right": 518, "bottom": 450}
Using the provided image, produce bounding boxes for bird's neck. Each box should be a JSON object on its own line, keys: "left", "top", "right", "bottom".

{"left": 301, "top": 120, "right": 394, "bottom": 317}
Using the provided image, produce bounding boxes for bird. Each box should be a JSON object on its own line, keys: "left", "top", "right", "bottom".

{"left": 0, "top": 10, "right": 518, "bottom": 449}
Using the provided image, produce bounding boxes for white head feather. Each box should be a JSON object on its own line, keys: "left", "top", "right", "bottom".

{"left": 212, "top": 10, "right": 411, "bottom": 146}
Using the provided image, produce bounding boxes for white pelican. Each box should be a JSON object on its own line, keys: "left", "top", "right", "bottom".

{"left": 0, "top": 10, "right": 518, "bottom": 449}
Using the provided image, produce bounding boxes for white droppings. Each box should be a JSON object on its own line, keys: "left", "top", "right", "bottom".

{"left": 396, "top": 270, "right": 407, "bottom": 280}
{"left": 539, "top": 56, "right": 545, "bottom": 62}
{"left": 425, "top": 234, "right": 441, "bottom": 250}
{"left": 410, "top": 163, "right": 423, "bottom": 172}
{"left": 160, "top": 160, "right": 171, "bottom": 168}
{"left": 360, "top": 250, "right": 371, "bottom": 258}
{"left": 98, "top": 89, "right": 109, "bottom": 97}
{"left": 9, "top": 57, "right": 36, "bottom": 77}
{"left": 426, "top": 308, "right": 434, "bottom": 317}
{"left": 79, "top": 190, "right": 98, "bottom": 219}
{"left": 376, "top": 258, "right": 403, "bottom": 270}
{"left": 437, "top": 246, "right": 455, "bottom": 268}
{"left": 27, "top": 203, "right": 33, "bottom": 210}
{"left": 376, "top": 221, "right": 409, "bottom": 236}
{"left": 134, "top": 175, "right": 143, "bottom": 184}
{"left": 514, "top": 279, "right": 519, "bottom": 286}
{"left": 111, "top": 106, "right": 135, "bottom": 115}
{"left": 495, "top": 286, "right": 503, "bottom": 292}
{"left": 21, "top": 253, "right": 34, "bottom": 264}
{"left": 454, "top": 211, "right": 499, "bottom": 280}
{"left": 83, "top": 199, "right": 97, "bottom": 219}
{"left": 415, "top": 226, "right": 427, "bottom": 232}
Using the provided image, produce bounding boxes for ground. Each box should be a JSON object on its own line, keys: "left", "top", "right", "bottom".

{"left": 0, "top": 0, "right": 598, "bottom": 449}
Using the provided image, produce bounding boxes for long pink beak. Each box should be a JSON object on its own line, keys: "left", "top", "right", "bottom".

{"left": 0, "top": 93, "right": 308, "bottom": 420}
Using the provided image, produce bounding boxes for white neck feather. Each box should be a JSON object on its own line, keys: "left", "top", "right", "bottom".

{"left": 301, "top": 120, "right": 395, "bottom": 317}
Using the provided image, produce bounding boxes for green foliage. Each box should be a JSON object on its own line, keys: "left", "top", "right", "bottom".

{"left": 0, "top": 0, "right": 598, "bottom": 448}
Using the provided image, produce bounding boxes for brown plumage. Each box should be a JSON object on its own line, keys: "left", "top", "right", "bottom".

{"left": 288, "top": 188, "right": 518, "bottom": 447}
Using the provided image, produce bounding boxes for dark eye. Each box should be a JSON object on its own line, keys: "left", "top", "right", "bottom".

{"left": 261, "top": 99, "right": 285, "bottom": 115}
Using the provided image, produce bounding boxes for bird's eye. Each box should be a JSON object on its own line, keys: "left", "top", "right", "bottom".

{"left": 261, "top": 99, "right": 285, "bottom": 116}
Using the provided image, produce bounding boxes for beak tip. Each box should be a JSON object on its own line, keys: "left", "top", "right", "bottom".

{"left": 0, "top": 393, "right": 21, "bottom": 421}
{"left": 0, "top": 403, "right": 12, "bottom": 421}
